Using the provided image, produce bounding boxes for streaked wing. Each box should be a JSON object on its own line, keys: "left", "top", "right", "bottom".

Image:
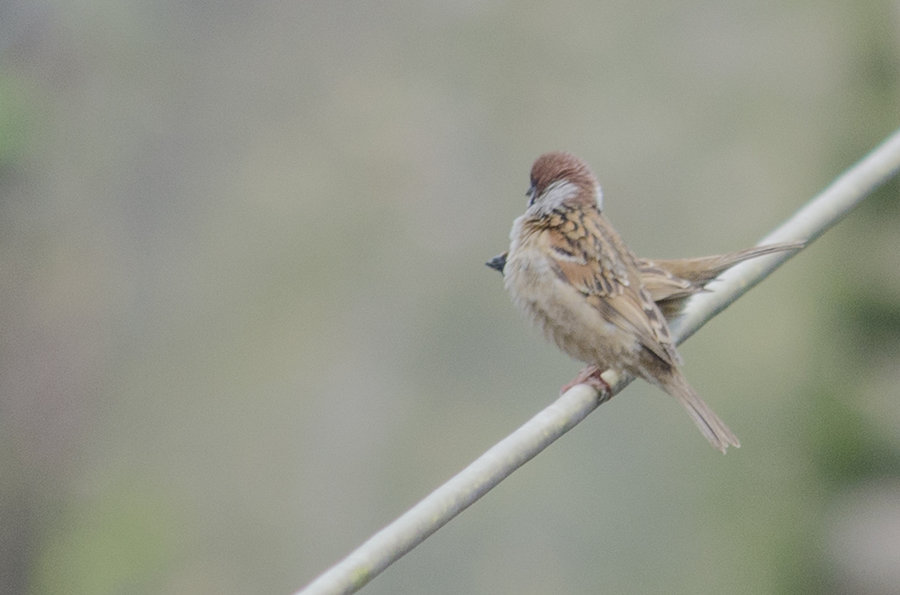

{"left": 638, "top": 260, "right": 700, "bottom": 303}
{"left": 545, "top": 208, "right": 680, "bottom": 367}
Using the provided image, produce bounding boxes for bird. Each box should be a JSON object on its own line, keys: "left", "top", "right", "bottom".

{"left": 487, "top": 243, "right": 802, "bottom": 320}
{"left": 502, "top": 151, "right": 801, "bottom": 452}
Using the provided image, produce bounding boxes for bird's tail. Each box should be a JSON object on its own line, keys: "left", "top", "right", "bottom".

{"left": 662, "top": 370, "right": 740, "bottom": 453}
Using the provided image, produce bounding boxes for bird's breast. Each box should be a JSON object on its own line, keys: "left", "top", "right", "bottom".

{"left": 505, "top": 232, "right": 633, "bottom": 368}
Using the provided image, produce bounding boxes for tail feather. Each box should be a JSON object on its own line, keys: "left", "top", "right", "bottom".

{"left": 662, "top": 371, "right": 740, "bottom": 453}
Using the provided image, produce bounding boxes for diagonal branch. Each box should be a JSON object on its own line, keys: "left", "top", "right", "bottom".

{"left": 671, "top": 129, "right": 900, "bottom": 343}
{"left": 296, "top": 128, "right": 900, "bottom": 595}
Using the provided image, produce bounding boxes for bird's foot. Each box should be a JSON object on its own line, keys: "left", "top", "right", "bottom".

{"left": 560, "top": 365, "right": 611, "bottom": 395}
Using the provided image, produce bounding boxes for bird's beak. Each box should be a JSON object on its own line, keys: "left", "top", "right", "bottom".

{"left": 485, "top": 252, "right": 508, "bottom": 275}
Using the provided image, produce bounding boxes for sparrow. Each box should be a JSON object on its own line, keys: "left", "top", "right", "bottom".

{"left": 487, "top": 243, "right": 802, "bottom": 320}
{"left": 503, "top": 152, "right": 800, "bottom": 452}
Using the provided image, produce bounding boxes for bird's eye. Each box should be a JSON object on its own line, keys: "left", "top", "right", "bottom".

{"left": 526, "top": 182, "right": 537, "bottom": 205}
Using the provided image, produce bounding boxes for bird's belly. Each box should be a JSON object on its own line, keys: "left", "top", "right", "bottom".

{"left": 505, "top": 250, "right": 634, "bottom": 368}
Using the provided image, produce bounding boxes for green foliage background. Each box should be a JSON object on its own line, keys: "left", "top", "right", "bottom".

{"left": 2, "top": 2, "right": 899, "bottom": 593}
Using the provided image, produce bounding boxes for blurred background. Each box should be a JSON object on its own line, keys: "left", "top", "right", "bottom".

{"left": 2, "top": 2, "right": 899, "bottom": 594}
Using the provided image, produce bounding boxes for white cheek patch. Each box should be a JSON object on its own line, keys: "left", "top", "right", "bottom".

{"left": 529, "top": 180, "right": 578, "bottom": 216}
